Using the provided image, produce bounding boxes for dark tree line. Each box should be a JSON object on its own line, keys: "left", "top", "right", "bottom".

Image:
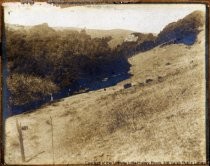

{"left": 6, "top": 24, "right": 129, "bottom": 106}
{"left": 6, "top": 25, "right": 115, "bottom": 87}
{"left": 6, "top": 10, "right": 202, "bottom": 107}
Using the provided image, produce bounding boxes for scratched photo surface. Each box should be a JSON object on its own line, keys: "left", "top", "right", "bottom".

{"left": 2, "top": 3, "right": 207, "bottom": 164}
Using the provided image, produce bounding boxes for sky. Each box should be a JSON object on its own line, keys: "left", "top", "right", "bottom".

{"left": 3, "top": 3, "right": 206, "bottom": 33}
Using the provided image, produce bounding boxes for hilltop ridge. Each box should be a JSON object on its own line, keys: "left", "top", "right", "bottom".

{"left": 156, "top": 10, "right": 205, "bottom": 45}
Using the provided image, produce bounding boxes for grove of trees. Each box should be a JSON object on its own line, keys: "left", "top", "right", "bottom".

{"left": 6, "top": 24, "right": 129, "bottom": 107}
{"left": 6, "top": 10, "right": 202, "bottom": 109}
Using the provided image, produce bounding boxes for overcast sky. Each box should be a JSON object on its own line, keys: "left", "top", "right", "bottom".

{"left": 3, "top": 3, "right": 205, "bottom": 33}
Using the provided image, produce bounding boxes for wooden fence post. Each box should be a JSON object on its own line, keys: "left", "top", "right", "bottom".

{"left": 16, "top": 119, "right": 25, "bottom": 162}
{"left": 50, "top": 116, "right": 55, "bottom": 165}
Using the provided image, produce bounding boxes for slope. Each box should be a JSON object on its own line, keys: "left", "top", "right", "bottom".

{"left": 4, "top": 30, "right": 206, "bottom": 164}
{"left": 53, "top": 26, "right": 135, "bottom": 49}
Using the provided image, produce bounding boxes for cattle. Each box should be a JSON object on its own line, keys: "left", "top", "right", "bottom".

{"left": 146, "top": 79, "right": 153, "bottom": 84}
{"left": 123, "top": 83, "right": 132, "bottom": 89}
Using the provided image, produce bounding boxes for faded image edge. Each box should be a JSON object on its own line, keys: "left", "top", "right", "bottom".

{"left": 2, "top": 3, "right": 208, "bottom": 165}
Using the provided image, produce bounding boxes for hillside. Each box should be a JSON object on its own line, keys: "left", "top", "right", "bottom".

{"left": 6, "top": 23, "right": 157, "bottom": 50}
{"left": 6, "top": 24, "right": 135, "bottom": 49}
{"left": 5, "top": 22, "right": 158, "bottom": 108}
{"left": 4, "top": 28, "right": 206, "bottom": 164}
{"left": 53, "top": 27, "right": 136, "bottom": 49}
{"left": 82, "top": 29, "right": 135, "bottom": 49}
{"left": 5, "top": 23, "right": 132, "bottom": 107}
{"left": 156, "top": 10, "right": 205, "bottom": 45}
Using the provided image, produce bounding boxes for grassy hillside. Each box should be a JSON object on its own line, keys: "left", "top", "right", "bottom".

{"left": 86, "top": 29, "right": 134, "bottom": 49}
{"left": 4, "top": 29, "right": 206, "bottom": 164}
{"left": 53, "top": 27, "right": 135, "bottom": 49}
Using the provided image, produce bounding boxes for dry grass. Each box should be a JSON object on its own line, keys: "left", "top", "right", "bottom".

{"left": 4, "top": 30, "right": 206, "bottom": 164}
{"left": 85, "top": 29, "right": 134, "bottom": 49}
{"left": 53, "top": 27, "right": 134, "bottom": 49}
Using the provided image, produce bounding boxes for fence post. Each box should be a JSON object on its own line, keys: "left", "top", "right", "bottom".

{"left": 50, "top": 116, "right": 55, "bottom": 165}
{"left": 16, "top": 119, "right": 25, "bottom": 162}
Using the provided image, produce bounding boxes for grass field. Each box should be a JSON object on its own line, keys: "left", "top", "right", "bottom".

{"left": 4, "top": 28, "right": 206, "bottom": 164}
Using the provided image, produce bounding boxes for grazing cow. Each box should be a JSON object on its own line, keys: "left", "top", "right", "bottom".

{"left": 123, "top": 83, "right": 132, "bottom": 89}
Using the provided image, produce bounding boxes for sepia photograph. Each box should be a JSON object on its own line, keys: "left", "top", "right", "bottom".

{"left": 2, "top": 2, "right": 208, "bottom": 165}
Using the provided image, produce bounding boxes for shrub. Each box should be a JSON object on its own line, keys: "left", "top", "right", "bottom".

{"left": 7, "top": 73, "right": 59, "bottom": 106}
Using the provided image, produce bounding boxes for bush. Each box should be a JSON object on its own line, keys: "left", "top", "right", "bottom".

{"left": 7, "top": 73, "right": 59, "bottom": 106}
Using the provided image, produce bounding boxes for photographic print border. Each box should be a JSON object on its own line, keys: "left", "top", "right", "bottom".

{"left": 0, "top": 0, "right": 209, "bottom": 165}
